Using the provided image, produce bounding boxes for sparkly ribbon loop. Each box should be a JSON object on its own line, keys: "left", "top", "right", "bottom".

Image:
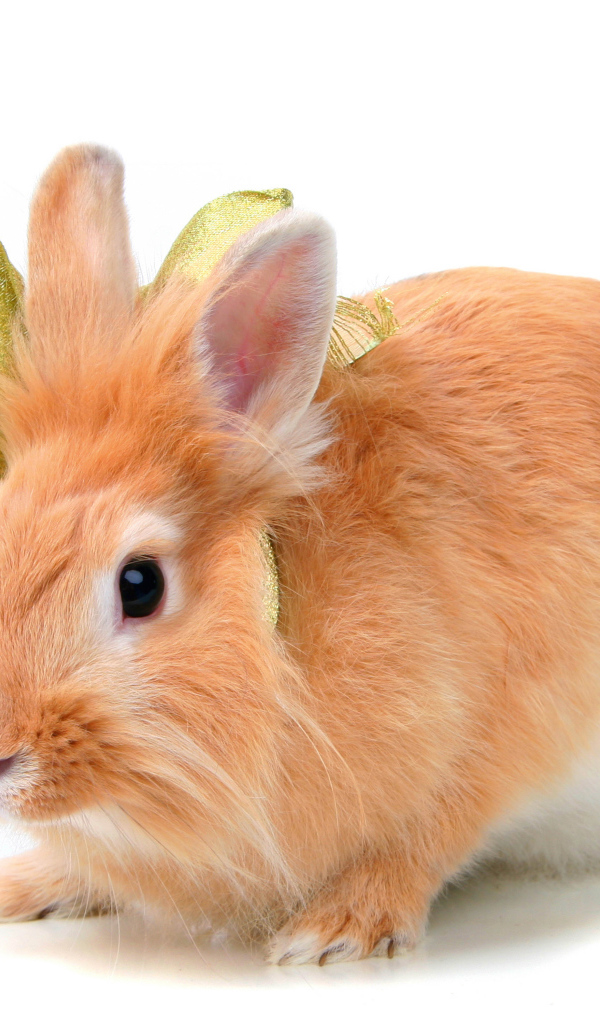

{"left": 146, "top": 188, "right": 294, "bottom": 294}
{"left": 0, "top": 241, "right": 23, "bottom": 375}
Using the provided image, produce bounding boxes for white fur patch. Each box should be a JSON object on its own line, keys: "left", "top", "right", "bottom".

{"left": 268, "top": 928, "right": 362, "bottom": 966}
{"left": 482, "top": 729, "right": 600, "bottom": 873}
{"left": 115, "top": 511, "right": 182, "bottom": 562}
{"left": 268, "top": 927, "right": 410, "bottom": 965}
{"left": 53, "top": 803, "right": 163, "bottom": 862}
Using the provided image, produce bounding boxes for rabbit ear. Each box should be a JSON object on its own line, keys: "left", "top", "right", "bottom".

{"left": 196, "top": 208, "right": 337, "bottom": 435}
{"left": 26, "top": 145, "right": 137, "bottom": 364}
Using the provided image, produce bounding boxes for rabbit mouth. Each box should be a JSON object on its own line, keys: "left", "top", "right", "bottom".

{"left": 0, "top": 717, "right": 118, "bottom": 824}
{"left": 0, "top": 749, "right": 42, "bottom": 812}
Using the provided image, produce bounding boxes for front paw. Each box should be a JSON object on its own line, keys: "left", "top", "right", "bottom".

{"left": 269, "top": 917, "right": 415, "bottom": 966}
{"left": 0, "top": 848, "right": 105, "bottom": 923}
{"left": 267, "top": 854, "right": 429, "bottom": 966}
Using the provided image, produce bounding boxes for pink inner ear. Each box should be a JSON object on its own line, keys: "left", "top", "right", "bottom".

{"left": 203, "top": 239, "right": 315, "bottom": 413}
{"left": 232, "top": 254, "right": 288, "bottom": 406}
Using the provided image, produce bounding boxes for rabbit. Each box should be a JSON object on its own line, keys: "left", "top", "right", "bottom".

{"left": 1, "top": 143, "right": 600, "bottom": 967}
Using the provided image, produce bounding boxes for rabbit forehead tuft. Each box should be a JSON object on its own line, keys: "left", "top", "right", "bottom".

{"left": 0, "top": 473, "right": 182, "bottom": 559}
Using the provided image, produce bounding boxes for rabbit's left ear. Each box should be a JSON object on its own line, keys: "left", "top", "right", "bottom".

{"left": 196, "top": 208, "right": 337, "bottom": 435}
{"left": 26, "top": 144, "right": 137, "bottom": 366}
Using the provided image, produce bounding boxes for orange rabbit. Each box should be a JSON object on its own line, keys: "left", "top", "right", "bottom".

{"left": 0, "top": 144, "right": 600, "bottom": 965}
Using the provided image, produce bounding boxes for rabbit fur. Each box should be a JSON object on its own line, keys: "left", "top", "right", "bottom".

{"left": 0, "top": 144, "right": 600, "bottom": 965}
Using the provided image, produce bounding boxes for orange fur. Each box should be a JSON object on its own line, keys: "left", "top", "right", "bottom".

{"left": 1, "top": 146, "right": 600, "bottom": 964}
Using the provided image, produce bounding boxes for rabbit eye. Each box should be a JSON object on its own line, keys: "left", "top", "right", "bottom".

{"left": 119, "top": 559, "right": 165, "bottom": 618}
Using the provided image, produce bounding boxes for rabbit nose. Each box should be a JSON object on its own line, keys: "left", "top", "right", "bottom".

{"left": 0, "top": 754, "right": 17, "bottom": 778}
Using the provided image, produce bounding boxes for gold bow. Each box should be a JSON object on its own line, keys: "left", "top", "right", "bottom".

{"left": 0, "top": 187, "right": 403, "bottom": 377}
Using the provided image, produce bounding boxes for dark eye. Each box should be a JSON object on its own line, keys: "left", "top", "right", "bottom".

{"left": 119, "top": 559, "right": 165, "bottom": 618}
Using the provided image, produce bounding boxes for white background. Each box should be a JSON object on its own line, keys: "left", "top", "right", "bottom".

{"left": 2, "top": 1, "right": 600, "bottom": 1021}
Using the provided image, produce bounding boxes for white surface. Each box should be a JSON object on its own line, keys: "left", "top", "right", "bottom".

{"left": 1, "top": 823, "right": 600, "bottom": 1023}
{"left": 2, "top": 0, "right": 600, "bottom": 1020}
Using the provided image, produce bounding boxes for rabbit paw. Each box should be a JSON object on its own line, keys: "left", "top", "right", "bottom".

{"left": 268, "top": 855, "right": 428, "bottom": 966}
{"left": 269, "top": 918, "right": 415, "bottom": 966}
{"left": 0, "top": 848, "right": 107, "bottom": 922}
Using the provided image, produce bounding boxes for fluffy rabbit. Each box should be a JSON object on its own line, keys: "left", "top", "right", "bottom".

{"left": 1, "top": 144, "right": 600, "bottom": 966}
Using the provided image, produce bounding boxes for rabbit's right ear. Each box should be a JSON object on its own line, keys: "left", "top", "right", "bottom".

{"left": 195, "top": 208, "right": 337, "bottom": 440}
{"left": 26, "top": 145, "right": 137, "bottom": 368}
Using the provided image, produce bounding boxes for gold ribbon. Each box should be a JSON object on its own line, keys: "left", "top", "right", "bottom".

{"left": 0, "top": 189, "right": 404, "bottom": 382}
{"left": 143, "top": 188, "right": 293, "bottom": 295}
{"left": 135, "top": 187, "right": 404, "bottom": 366}
{"left": 0, "top": 240, "right": 23, "bottom": 375}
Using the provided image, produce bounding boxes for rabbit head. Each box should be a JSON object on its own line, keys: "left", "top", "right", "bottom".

{"left": 0, "top": 145, "right": 337, "bottom": 898}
